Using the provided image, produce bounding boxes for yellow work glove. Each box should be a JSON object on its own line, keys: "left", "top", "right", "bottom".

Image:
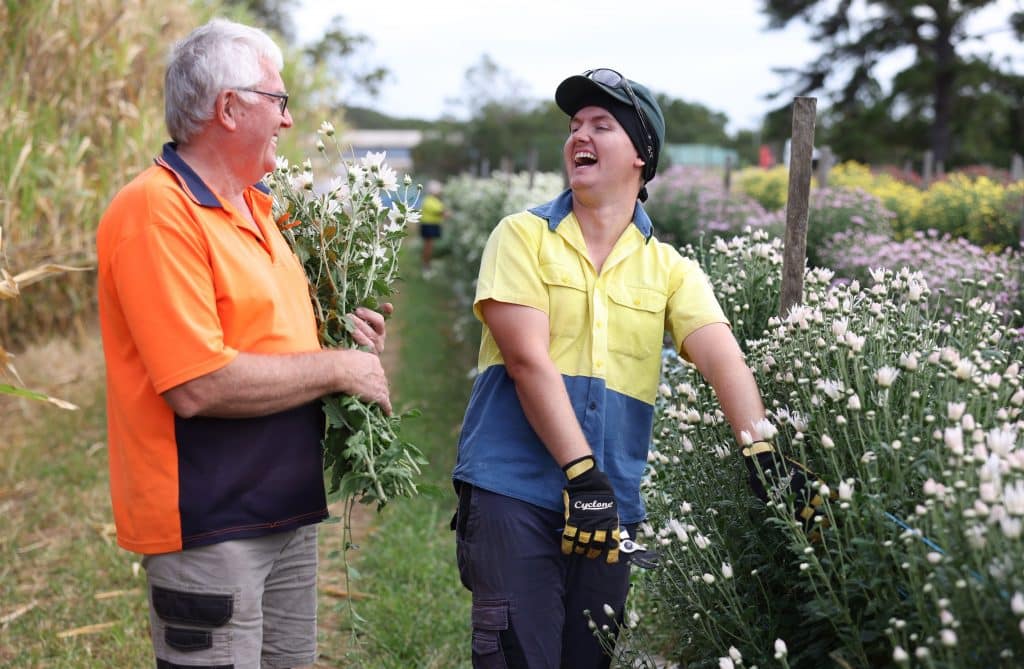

{"left": 561, "top": 455, "right": 620, "bottom": 564}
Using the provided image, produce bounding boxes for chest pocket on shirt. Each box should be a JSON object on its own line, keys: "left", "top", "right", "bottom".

{"left": 607, "top": 284, "right": 667, "bottom": 359}
{"left": 539, "top": 263, "right": 587, "bottom": 343}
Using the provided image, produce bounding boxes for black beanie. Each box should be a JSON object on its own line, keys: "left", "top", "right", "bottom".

{"left": 570, "top": 92, "right": 656, "bottom": 202}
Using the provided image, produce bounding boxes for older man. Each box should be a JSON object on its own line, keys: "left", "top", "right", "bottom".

{"left": 96, "top": 18, "right": 391, "bottom": 669}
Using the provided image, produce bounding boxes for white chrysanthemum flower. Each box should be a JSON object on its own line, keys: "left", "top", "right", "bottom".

{"left": 847, "top": 395, "right": 861, "bottom": 410}
{"left": 694, "top": 533, "right": 710, "bottom": 549}
{"left": 940, "top": 629, "right": 957, "bottom": 647}
{"left": 943, "top": 426, "right": 964, "bottom": 455}
{"left": 844, "top": 332, "right": 865, "bottom": 352}
{"left": 378, "top": 164, "right": 398, "bottom": 191}
{"left": 831, "top": 318, "right": 848, "bottom": 338}
{"left": 899, "top": 352, "right": 919, "bottom": 371}
{"left": 318, "top": 120, "right": 335, "bottom": 136}
{"left": 729, "top": 646, "right": 742, "bottom": 663}
{"left": 722, "top": 562, "right": 733, "bottom": 579}
{"left": 291, "top": 172, "right": 314, "bottom": 191}
{"left": 668, "top": 518, "right": 688, "bottom": 543}
{"left": 1000, "top": 515, "right": 1022, "bottom": 539}
{"left": 816, "top": 379, "right": 844, "bottom": 401}
{"left": 360, "top": 151, "right": 386, "bottom": 169}
{"left": 986, "top": 427, "right": 1017, "bottom": 457}
{"left": 702, "top": 573, "right": 715, "bottom": 584}
{"left": 1011, "top": 592, "right": 1024, "bottom": 616}
{"left": 275, "top": 155, "right": 290, "bottom": 171}
{"left": 907, "top": 277, "right": 926, "bottom": 301}
{"left": 955, "top": 360, "right": 975, "bottom": 380}
{"left": 718, "top": 658, "right": 734, "bottom": 669}
{"left": 893, "top": 646, "right": 909, "bottom": 663}
{"left": 1004, "top": 481, "right": 1024, "bottom": 516}
{"left": 875, "top": 366, "right": 900, "bottom": 387}
{"left": 774, "top": 638, "right": 788, "bottom": 659}
{"left": 1012, "top": 388, "right": 1024, "bottom": 406}
{"left": 602, "top": 603, "right": 615, "bottom": 617}
{"left": 839, "top": 480, "right": 854, "bottom": 500}
{"left": 753, "top": 418, "right": 778, "bottom": 440}
{"left": 947, "top": 402, "right": 966, "bottom": 421}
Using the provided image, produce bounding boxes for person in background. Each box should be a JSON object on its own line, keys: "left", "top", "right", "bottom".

{"left": 96, "top": 18, "right": 392, "bottom": 669}
{"left": 419, "top": 179, "right": 446, "bottom": 276}
{"left": 450, "top": 68, "right": 827, "bottom": 668}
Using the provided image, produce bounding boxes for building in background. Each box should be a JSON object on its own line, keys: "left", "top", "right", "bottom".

{"left": 341, "top": 129, "right": 423, "bottom": 173}
{"left": 663, "top": 144, "right": 739, "bottom": 169}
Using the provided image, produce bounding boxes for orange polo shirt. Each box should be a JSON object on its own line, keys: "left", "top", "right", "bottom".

{"left": 97, "top": 143, "right": 327, "bottom": 555}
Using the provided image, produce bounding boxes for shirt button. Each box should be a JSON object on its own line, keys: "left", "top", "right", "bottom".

{"left": 595, "top": 321, "right": 603, "bottom": 329}
{"left": 595, "top": 360, "right": 604, "bottom": 368}
{"left": 633, "top": 298, "right": 641, "bottom": 306}
{"left": 589, "top": 402, "right": 598, "bottom": 410}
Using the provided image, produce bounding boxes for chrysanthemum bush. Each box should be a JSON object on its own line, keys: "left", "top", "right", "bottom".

{"left": 911, "top": 174, "right": 1024, "bottom": 250}
{"left": 645, "top": 166, "right": 775, "bottom": 248}
{"left": 439, "top": 171, "right": 563, "bottom": 339}
{"left": 266, "top": 122, "right": 426, "bottom": 513}
{"left": 624, "top": 229, "right": 1024, "bottom": 668}
{"left": 819, "top": 229, "right": 1023, "bottom": 321}
{"left": 829, "top": 161, "right": 925, "bottom": 239}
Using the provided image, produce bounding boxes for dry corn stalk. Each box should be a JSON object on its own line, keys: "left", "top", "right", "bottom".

{"left": 0, "top": 225, "right": 85, "bottom": 409}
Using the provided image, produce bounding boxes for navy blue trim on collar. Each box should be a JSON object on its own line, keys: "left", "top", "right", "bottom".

{"left": 156, "top": 142, "right": 222, "bottom": 207}
{"left": 155, "top": 142, "right": 272, "bottom": 204}
{"left": 528, "top": 188, "right": 653, "bottom": 240}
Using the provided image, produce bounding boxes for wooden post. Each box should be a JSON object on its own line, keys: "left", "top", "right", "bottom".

{"left": 779, "top": 97, "right": 817, "bottom": 319}
{"left": 723, "top": 155, "right": 733, "bottom": 194}
{"left": 923, "top": 150, "right": 934, "bottom": 187}
{"left": 527, "top": 147, "right": 538, "bottom": 189}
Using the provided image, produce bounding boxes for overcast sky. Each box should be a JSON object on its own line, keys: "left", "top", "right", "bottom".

{"left": 294, "top": 0, "right": 1024, "bottom": 133}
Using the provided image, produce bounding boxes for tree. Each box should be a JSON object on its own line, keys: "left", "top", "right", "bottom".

{"left": 223, "top": 2, "right": 389, "bottom": 106}
{"left": 763, "top": 0, "right": 1022, "bottom": 165}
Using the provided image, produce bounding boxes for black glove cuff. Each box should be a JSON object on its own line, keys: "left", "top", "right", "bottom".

{"left": 563, "top": 455, "right": 595, "bottom": 481}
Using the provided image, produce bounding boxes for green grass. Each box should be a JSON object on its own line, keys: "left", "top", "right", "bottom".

{"left": 0, "top": 335, "right": 152, "bottom": 667}
{"left": 323, "top": 250, "right": 476, "bottom": 668}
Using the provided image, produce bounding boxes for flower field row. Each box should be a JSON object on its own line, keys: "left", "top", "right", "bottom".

{"left": 437, "top": 170, "right": 1023, "bottom": 667}
{"left": 728, "top": 162, "right": 1024, "bottom": 249}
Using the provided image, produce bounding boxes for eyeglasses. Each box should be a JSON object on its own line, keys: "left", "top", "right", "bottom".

{"left": 584, "top": 68, "right": 655, "bottom": 171}
{"left": 235, "top": 88, "right": 289, "bottom": 114}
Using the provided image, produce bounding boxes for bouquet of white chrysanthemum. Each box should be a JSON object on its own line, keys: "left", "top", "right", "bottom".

{"left": 266, "top": 121, "right": 425, "bottom": 511}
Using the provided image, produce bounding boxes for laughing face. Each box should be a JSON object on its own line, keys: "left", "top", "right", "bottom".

{"left": 563, "top": 105, "right": 644, "bottom": 196}
{"left": 239, "top": 61, "right": 293, "bottom": 178}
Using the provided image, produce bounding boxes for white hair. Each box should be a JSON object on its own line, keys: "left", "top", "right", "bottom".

{"left": 164, "top": 18, "right": 284, "bottom": 143}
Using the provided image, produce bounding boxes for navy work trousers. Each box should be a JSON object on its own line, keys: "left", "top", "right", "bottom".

{"left": 454, "top": 484, "right": 636, "bottom": 669}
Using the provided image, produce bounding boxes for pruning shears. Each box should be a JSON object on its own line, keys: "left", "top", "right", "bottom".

{"left": 618, "top": 528, "right": 660, "bottom": 570}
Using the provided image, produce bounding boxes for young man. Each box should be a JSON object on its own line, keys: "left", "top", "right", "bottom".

{"left": 96, "top": 19, "right": 392, "bottom": 669}
{"left": 451, "top": 69, "right": 821, "bottom": 668}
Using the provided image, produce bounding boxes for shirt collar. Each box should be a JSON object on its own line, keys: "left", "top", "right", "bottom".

{"left": 528, "top": 188, "right": 653, "bottom": 240}
{"left": 154, "top": 142, "right": 271, "bottom": 208}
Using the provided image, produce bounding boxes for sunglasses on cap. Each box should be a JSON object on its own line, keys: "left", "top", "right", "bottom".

{"left": 584, "top": 68, "right": 655, "bottom": 169}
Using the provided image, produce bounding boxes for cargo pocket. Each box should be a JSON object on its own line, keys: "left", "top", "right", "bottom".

{"left": 471, "top": 599, "right": 527, "bottom": 668}
{"left": 150, "top": 585, "right": 234, "bottom": 667}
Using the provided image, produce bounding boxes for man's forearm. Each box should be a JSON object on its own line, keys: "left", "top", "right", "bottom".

{"left": 163, "top": 349, "right": 388, "bottom": 418}
{"left": 510, "top": 362, "right": 592, "bottom": 467}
